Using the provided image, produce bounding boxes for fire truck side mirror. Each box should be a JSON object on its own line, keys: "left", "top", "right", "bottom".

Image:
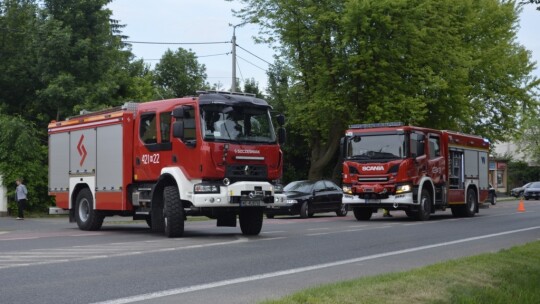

{"left": 340, "top": 137, "right": 346, "bottom": 159}
{"left": 276, "top": 114, "right": 285, "bottom": 127}
{"left": 278, "top": 127, "right": 286, "bottom": 145}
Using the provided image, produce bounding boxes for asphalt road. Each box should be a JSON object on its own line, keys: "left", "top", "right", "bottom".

{"left": 1, "top": 199, "right": 539, "bottom": 304}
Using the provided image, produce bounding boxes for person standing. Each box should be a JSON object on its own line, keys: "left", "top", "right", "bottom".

{"left": 15, "top": 178, "right": 28, "bottom": 220}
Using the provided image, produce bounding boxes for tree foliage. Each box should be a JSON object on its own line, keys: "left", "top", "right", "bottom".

{"left": 231, "top": 0, "right": 540, "bottom": 179}
{"left": 0, "top": 114, "right": 51, "bottom": 213}
{"left": 154, "top": 48, "right": 207, "bottom": 98}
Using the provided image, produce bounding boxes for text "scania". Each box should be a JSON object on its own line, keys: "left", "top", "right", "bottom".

{"left": 362, "top": 166, "right": 384, "bottom": 171}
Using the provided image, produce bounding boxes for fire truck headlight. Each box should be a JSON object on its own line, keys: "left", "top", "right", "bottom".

{"left": 395, "top": 184, "right": 412, "bottom": 194}
{"left": 342, "top": 185, "right": 352, "bottom": 194}
{"left": 194, "top": 184, "right": 220, "bottom": 194}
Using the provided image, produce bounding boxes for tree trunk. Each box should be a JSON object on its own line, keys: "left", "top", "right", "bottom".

{"left": 307, "top": 122, "right": 343, "bottom": 180}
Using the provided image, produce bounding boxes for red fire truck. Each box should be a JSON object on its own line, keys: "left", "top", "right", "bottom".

{"left": 341, "top": 122, "right": 490, "bottom": 221}
{"left": 48, "top": 91, "right": 286, "bottom": 237}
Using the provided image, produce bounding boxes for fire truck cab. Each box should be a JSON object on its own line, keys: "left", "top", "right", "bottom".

{"left": 341, "top": 122, "right": 490, "bottom": 221}
{"left": 48, "top": 91, "right": 286, "bottom": 237}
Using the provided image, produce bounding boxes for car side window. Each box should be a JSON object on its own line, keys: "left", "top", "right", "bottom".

{"left": 160, "top": 112, "right": 171, "bottom": 143}
{"left": 314, "top": 181, "right": 326, "bottom": 192}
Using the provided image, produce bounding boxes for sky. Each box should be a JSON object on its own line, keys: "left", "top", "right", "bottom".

{"left": 107, "top": 1, "right": 540, "bottom": 93}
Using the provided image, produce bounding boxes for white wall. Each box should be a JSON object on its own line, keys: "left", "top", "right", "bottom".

{"left": 0, "top": 175, "right": 8, "bottom": 216}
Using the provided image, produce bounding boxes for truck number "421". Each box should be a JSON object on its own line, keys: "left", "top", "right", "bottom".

{"left": 141, "top": 153, "right": 160, "bottom": 165}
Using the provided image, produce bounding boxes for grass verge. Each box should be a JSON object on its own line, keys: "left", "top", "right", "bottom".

{"left": 261, "top": 241, "right": 540, "bottom": 304}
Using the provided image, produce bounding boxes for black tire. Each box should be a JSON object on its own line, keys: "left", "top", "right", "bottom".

{"left": 464, "top": 188, "right": 477, "bottom": 217}
{"left": 145, "top": 217, "right": 152, "bottom": 228}
{"left": 75, "top": 188, "right": 104, "bottom": 231}
{"left": 239, "top": 208, "right": 264, "bottom": 236}
{"left": 266, "top": 214, "right": 275, "bottom": 219}
{"left": 353, "top": 207, "right": 372, "bottom": 221}
{"left": 490, "top": 194, "right": 497, "bottom": 206}
{"left": 163, "top": 185, "right": 184, "bottom": 238}
{"left": 415, "top": 188, "right": 431, "bottom": 221}
{"left": 151, "top": 197, "right": 165, "bottom": 233}
{"left": 299, "top": 201, "right": 309, "bottom": 219}
{"left": 336, "top": 203, "right": 348, "bottom": 217}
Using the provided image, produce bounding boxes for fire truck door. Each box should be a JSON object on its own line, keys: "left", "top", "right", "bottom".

{"left": 134, "top": 111, "right": 173, "bottom": 181}
{"left": 171, "top": 104, "right": 200, "bottom": 179}
{"left": 427, "top": 135, "right": 445, "bottom": 185}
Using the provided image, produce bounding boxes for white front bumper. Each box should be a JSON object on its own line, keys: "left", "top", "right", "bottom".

{"left": 192, "top": 181, "right": 287, "bottom": 207}
{"left": 343, "top": 192, "right": 415, "bottom": 206}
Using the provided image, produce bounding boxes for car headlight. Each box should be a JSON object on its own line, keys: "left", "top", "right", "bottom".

{"left": 395, "top": 184, "right": 412, "bottom": 194}
{"left": 194, "top": 184, "right": 220, "bottom": 194}
{"left": 342, "top": 185, "right": 352, "bottom": 194}
{"left": 286, "top": 199, "right": 298, "bottom": 204}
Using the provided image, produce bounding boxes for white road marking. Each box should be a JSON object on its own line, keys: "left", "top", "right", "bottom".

{"left": 307, "top": 227, "right": 331, "bottom": 231}
{"left": 92, "top": 225, "right": 540, "bottom": 304}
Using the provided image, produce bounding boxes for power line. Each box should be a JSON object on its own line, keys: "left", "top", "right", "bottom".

{"left": 236, "top": 43, "right": 273, "bottom": 66}
{"left": 124, "top": 40, "right": 230, "bottom": 45}
{"left": 236, "top": 54, "right": 267, "bottom": 72}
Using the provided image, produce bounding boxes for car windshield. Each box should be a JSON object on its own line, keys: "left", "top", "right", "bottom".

{"left": 347, "top": 134, "right": 406, "bottom": 161}
{"left": 529, "top": 182, "right": 540, "bottom": 188}
{"left": 200, "top": 105, "right": 276, "bottom": 143}
{"left": 284, "top": 181, "right": 313, "bottom": 193}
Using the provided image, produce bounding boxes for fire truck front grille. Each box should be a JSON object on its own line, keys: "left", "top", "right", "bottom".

{"left": 226, "top": 165, "right": 268, "bottom": 182}
{"left": 358, "top": 176, "right": 389, "bottom": 182}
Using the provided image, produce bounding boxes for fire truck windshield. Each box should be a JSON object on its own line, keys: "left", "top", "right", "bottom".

{"left": 200, "top": 105, "right": 277, "bottom": 143}
{"left": 347, "top": 134, "right": 406, "bottom": 161}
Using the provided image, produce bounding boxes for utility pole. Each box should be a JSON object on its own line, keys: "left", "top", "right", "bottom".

{"left": 231, "top": 22, "right": 246, "bottom": 93}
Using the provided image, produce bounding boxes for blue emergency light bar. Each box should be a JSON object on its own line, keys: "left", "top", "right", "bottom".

{"left": 349, "top": 122, "right": 404, "bottom": 129}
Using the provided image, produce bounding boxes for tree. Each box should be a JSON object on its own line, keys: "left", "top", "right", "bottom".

{"left": 0, "top": 0, "right": 41, "bottom": 119}
{"left": 231, "top": 0, "right": 539, "bottom": 180}
{"left": 154, "top": 48, "right": 207, "bottom": 98}
{"left": 34, "top": 0, "right": 132, "bottom": 121}
{"left": 0, "top": 115, "right": 51, "bottom": 213}
{"left": 520, "top": 0, "right": 540, "bottom": 10}
{"left": 242, "top": 78, "right": 263, "bottom": 97}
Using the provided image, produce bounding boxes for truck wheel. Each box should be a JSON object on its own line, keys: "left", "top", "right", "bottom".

{"left": 415, "top": 189, "right": 431, "bottom": 221}
{"left": 336, "top": 203, "right": 348, "bottom": 217}
{"left": 299, "top": 201, "right": 309, "bottom": 219}
{"left": 353, "top": 208, "right": 372, "bottom": 221}
{"left": 75, "top": 188, "right": 104, "bottom": 231}
{"left": 163, "top": 185, "right": 184, "bottom": 238}
{"left": 464, "top": 188, "right": 477, "bottom": 217}
{"left": 240, "top": 208, "right": 264, "bottom": 236}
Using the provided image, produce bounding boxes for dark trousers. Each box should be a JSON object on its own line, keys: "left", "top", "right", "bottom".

{"left": 17, "top": 199, "right": 26, "bottom": 218}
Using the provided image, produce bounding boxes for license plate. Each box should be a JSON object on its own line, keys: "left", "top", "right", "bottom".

{"left": 241, "top": 200, "right": 263, "bottom": 207}
{"left": 365, "top": 198, "right": 381, "bottom": 204}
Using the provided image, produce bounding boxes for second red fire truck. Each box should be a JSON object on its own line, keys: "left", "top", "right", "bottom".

{"left": 341, "top": 122, "right": 490, "bottom": 220}
{"left": 48, "top": 91, "right": 286, "bottom": 237}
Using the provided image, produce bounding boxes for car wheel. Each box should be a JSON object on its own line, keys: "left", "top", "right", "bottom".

{"left": 335, "top": 203, "right": 348, "bottom": 217}
{"left": 299, "top": 201, "right": 309, "bottom": 219}
{"left": 266, "top": 214, "right": 275, "bottom": 219}
{"left": 490, "top": 194, "right": 497, "bottom": 205}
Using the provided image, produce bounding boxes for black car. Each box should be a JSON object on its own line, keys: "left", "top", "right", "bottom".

{"left": 266, "top": 180, "right": 347, "bottom": 218}
{"left": 523, "top": 182, "right": 540, "bottom": 200}
{"left": 510, "top": 182, "right": 532, "bottom": 197}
